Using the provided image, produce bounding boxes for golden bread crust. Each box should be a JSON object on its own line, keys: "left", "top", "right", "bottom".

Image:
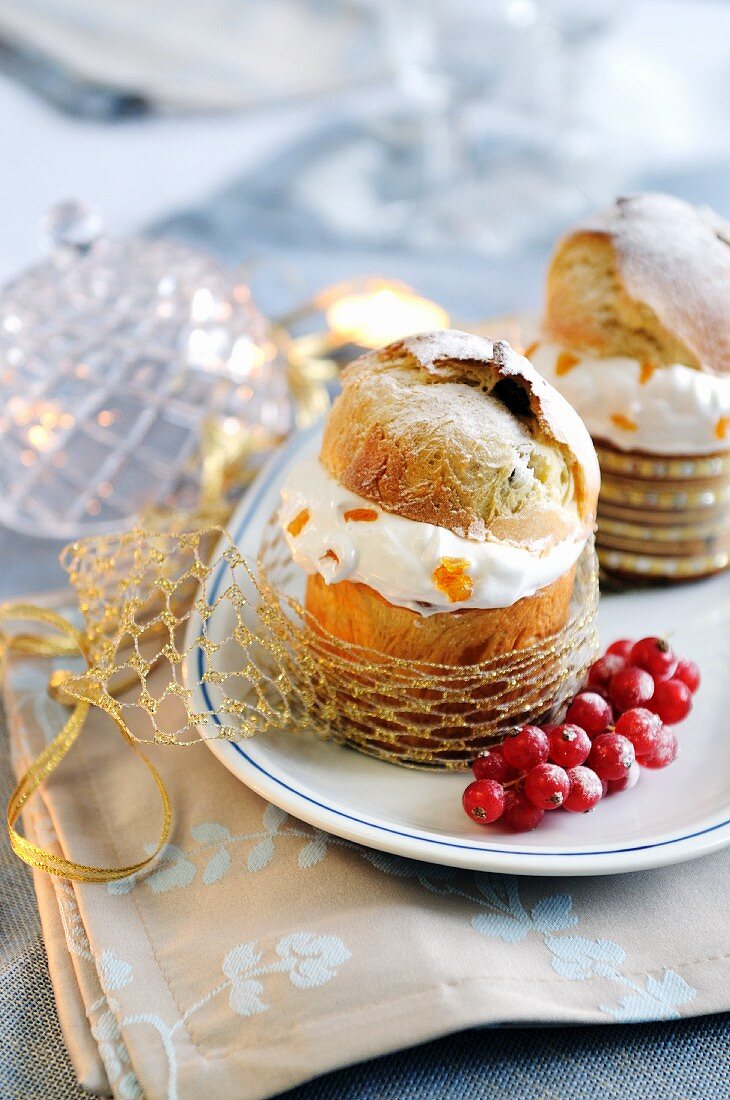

{"left": 545, "top": 192, "right": 730, "bottom": 375}
{"left": 320, "top": 330, "right": 599, "bottom": 546}
{"left": 305, "top": 570, "right": 575, "bottom": 665}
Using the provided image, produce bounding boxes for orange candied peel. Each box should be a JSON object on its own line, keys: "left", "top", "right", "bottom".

{"left": 715, "top": 416, "right": 730, "bottom": 441}
{"left": 344, "top": 508, "right": 378, "bottom": 522}
{"left": 555, "top": 351, "right": 580, "bottom": 376}
{"left": 639, "top": 360, "right": 656, "bottom": 385}
{"left": 433, "top": 557, "right": 474, "bottom": 603}
{"left": 610, "top": 413, "right": 638, "bottom": 432}
{"left": 322, "top": 549, "right": 339, "bottom": 564}
{"left": 286, "top": 509, "right": 310, "bottom": 537}
{"left": 524, "top": 341, "right": 540, "bottom": 359}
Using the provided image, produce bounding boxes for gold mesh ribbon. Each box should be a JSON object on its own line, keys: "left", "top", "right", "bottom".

{"left": 3, "top": 517, "right": 599, "bottom": 881}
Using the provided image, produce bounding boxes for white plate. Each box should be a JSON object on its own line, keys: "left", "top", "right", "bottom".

{"left": 187, "top": 424, "right": 730, "bottom": 876}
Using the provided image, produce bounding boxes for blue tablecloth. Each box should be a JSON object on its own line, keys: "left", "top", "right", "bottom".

{"left": 277, "top": 1015, "right": 730, "bottom": 1100}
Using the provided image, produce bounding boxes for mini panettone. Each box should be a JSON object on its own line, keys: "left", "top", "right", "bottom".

{"left": 528, "top": 192, "right": 730, "bottom": 581}
{"left": 279, "top": 330, "right": 599, "bottom": 665}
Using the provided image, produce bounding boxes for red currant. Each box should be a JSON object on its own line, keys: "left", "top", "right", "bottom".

{"left": 609, "top": 666, "right": 654, "bottom": 712}
{"left": 547, "top": 723, "right": 592, "bottom": 768}
{"left": 587, "top": 653, "right": 626, "bottom": 690}
{"left": 607, "top": 638, "right": 635, "bottom": 659}
{"left": 502, "top": 788, "right": 545, "bottom": 832}
{"left": 563, "top": 766, "right": 604, "bottom": 812}
{"left": 588, "top": 683, "right": 613, "bottom": 703}
{"left": 608, "top": 760, "right": 641, "bottom": 793}
{"left": 588, "top": 732, "right": 636, "bottom": 781}
{"left": 565, "top": 692, "right": 613, "bottom": 737}
{"left": 674, "top": 658, "right": 701, "bottom": 695}
{"left": 524, "top": 763, "right": 570, "bottom": 810}
{"left": 639, "top": 726, "right": 679, "bottom": 769}
{"left": 501, "top": 725, "right": 549, "bottom": 772}
{"left": 630, "top": 637, "right": 677, "bottom": 681}
{"left": 462, "top": 779, "right": 506, "bottom": 824}
{"left": 472, "top": 750, "right": 516, "bottom": 784}
{"left": 649, "top": 678, "right": 692, "bottom": 725}
{"left": 614, "top": 707, "right": 662, "bottom": 756}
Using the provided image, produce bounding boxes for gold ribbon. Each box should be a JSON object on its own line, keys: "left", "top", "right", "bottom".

{"left": 2, "top": 602, "right": 171, "bottom": 884}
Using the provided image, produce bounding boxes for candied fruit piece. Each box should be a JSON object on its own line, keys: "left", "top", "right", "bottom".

{"left": 433, "top": 557, "right": 474, "bottom": 603}
{"left": 610, "top": 413, "right": 638, "bottom": 432}
{"left": 322, "top": 549, "right": 339, "bottom": 564}
{"left": 524, "top": 341, "right": 539, "bottom": 359}
{"left": 555, "top": 351, "right": 580, "bottom": 376}
{"left": 715, "top": 416, "right": 730, "bottom": 441}
{"left": 344, "top": 508, "right": 378, "bottom": 522}
{"left": 639, "top": 360, "right": 656, "bottom": 385}
{"left": 287, "top": 509, "right": 310, "bottom": 537}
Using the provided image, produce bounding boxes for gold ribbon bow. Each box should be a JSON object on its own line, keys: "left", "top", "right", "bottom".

{"left": 2, "top": 602, "right": 171, "bottom": 883}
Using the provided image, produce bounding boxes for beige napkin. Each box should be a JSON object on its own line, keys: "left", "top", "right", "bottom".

{"left": 6, "top": 636, "right": 730, "bottom": 1100}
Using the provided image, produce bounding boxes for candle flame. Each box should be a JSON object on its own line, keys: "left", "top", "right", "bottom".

{"left": 325, "top": 281, "right": 449, "bottom": 349}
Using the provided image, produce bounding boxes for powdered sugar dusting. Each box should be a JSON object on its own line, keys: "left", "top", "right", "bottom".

{"left": 578, "top": 193, "right": 730, "bottom": 376}
{"left": 392, "top": 330, "right": 601, "bottom": 519}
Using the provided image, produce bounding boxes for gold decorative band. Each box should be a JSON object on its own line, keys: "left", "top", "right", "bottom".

{"left": 595, "top": 446, "right": 730, "bottom": 481}
{"left": 599, "top": 479, "right": 730, "bottom": 511}
{"left": 599, "top": 548, "right": 730, "bottom": 579}
{"left": 594, "top": 442, "right": 730, "bottom": 581}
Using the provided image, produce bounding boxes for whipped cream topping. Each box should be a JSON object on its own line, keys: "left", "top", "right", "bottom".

{"left": 279, "top": 456, "right": 587, "bottom": 617}
{"left": 527, "top": 337, "right": 730, "bottom": 455}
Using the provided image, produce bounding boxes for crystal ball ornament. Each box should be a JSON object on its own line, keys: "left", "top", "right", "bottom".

{"left": 0, "top": 203, "right": 291, "bottom": 538}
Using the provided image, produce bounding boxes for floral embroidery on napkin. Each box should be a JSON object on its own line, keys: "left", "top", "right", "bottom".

{"left": 107, "top": 805, "right": 699, "bottom": 1026}
{"left": 463, "top": 879, "right": 697, "bottom": 1023}
{"left": 222, "top": 933, "right": 352, "bottom": 1017}
{"left": 92, "top": 950, "right": 142, "bottom": 1100}
{"left": 85, "top": 934, "right": 351, "bottom": 1100}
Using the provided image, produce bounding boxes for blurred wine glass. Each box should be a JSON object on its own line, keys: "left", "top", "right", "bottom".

{"left": 300, "top": 0, "right": 625, "bottom": 253}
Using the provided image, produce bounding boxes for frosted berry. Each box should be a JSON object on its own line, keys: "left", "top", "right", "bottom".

{"left": 524, "top": 763, "right": 570, "bottom": 810}
{"left": 639, "top": 726, "right": 679, "bottom": 769}
{"left": 547, "top": 723, "right": 592, "bottom": 768}
{"left": 587, "top": 653, "right": 626, "bottom": 691}
{"left": 614, "top": 707, "right": 662, "bottom": 756}
{"left": 563, "top": 766, "right": 604, "bottom": 812}
{"left": 565, "top": 692, "right": 613, "bottom": 737}
{"left": 631, "top": 637, "right": 677, "bottom": 681}
{"left": 610, "top": 666, "right": 654, "bottom": 712}
{"left": 472, "top": 750, "right": 516, "bottom": 784}
{"left": 674, "top": 658, "right": 701, "bottom": 695}
{"left": 588, "top": 732, "right": 636, "bottom": 782}
{"left": 502, "top": 788, "right": 545, "bottom": 832}
{"left": 501, "top": 725, "right": 549, "bottom": 771}
{"left": 607, "top": 638, "right": 634, "bottom": 659}
{"left": 462, "top": 779, "right": 505, "bottom": 825}
{"left": 650, "top": 678, "right": 692, "bottom": 725}
{"left": 608, "top": 760, "right": 641, "bottom": 793}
